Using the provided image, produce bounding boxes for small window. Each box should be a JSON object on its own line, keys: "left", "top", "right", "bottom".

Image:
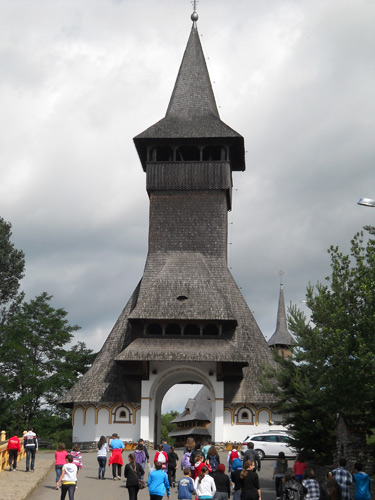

{"left": 156, "top": 146, "right": 173, "bottom": 161}
{"left": 176, "top": 146, "right": 200, "bottom": 162}
{"left": 184, "top": 324, "right": 200, "bottom": 336}
{"left": 147, "top": 323, "right": 162, "bottom": 335}
{"left": 241, "top": 411, "right": 249, "bottom": 420}
{"left": 203, "top": 324, "right": 219, "bottom": 335}
{"left": 165, "top": 323, "right": 181, "bottom": 336}
{"left": 202, "top": 146, "right": 226, "bottom": 161}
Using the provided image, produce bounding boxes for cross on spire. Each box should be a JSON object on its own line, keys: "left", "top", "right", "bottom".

{"left": 190, "top": 0, "right": 199, "bottom": 25}
{"left": 191, "top": 0, "right": 199, "bottom": 12}
{"left": 278, "top": 269, "right": 286, "bottom": 287}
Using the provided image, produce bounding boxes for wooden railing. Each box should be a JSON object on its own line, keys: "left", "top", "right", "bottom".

{"left": 0, "top": 431, "right": 26, "bottom": 473}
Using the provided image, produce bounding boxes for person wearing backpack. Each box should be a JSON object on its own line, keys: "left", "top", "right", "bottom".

{"left": 134, "top": 443, "right": 147, "bottom": 480}
{"left": 207, "top": 446, "right": 220, "bottom": 474}
{"left": 227, "top": 445, "right": 239, "bottom": 473}
{"left": 181, "top": 447, "right": 192, "bottom": 471}
{"left": 154, "top": 445, "right": 168, "bottom": 474}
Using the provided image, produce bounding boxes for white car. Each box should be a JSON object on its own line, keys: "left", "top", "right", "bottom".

{"left": 241, "top": 431, "right": 296, "bottom": 460}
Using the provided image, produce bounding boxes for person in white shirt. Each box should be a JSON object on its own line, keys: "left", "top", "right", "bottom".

{"left": 194, "top": 466, "right": 216, "bottom": 500}
{"left": 97, "top": 436, "right": 110, "bottom": 479}
{"left": 56, "top": 455, "right": 77, "bottom": 500}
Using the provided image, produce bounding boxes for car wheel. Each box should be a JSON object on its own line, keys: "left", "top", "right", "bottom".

{"left": 256, "top": 449, "right": 265, "bottom": 460}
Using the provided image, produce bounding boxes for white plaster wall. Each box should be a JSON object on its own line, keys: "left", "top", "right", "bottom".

{"left": 72, "top": 405, "right": 140, "bottom": 443}
{"left": 222, "top": 408, "right": 289, "bottom": 443}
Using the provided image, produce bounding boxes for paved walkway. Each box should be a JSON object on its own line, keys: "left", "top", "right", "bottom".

{"left": 0, "top": 450, "right": 276, "bottom": 500}
{"left": 0, "top": 452, "right": 54, "bottom": 500}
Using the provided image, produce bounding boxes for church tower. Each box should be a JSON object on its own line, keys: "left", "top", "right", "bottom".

{"left": 61, "top": 9, "right": 281, "bottom": 447}
{"left": 268, "top": 282, "right": 294, "bottom": 358}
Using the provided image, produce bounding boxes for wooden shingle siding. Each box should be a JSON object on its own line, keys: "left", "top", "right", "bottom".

{"left": 146, "top": 161, "right": 232, "bottom": 191}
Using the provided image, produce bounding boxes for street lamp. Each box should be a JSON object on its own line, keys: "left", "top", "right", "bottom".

{"left": 357, "top": 198, "right": 375, "bottom": 207}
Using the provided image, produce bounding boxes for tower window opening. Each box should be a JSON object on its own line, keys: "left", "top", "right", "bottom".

{"left": 165, "top": 323, "right": 181, "bottom": 336}
{"left": 147, "top": 323, "right": 162, "bottom": 335}
{"left": 176, "top": 146, "right": 200, "bottom": 161}
{"left": 184, "top": 323, "right": 200, "bottom": 336}
{"left": 177, "top": 295, "right": 188, "bottom": 301}
{"left": 203, "top": 324, "right": 219, "bottom": 335}
{"left": 202, "top": 145, "right": 226, "bottom": 161}
{"left": 149, "top": 146, "right": 174, "bottom": 162}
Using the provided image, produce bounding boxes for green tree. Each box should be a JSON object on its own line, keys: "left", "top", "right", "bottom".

{"left": 0, "top": 292, "right": 95, "bottom": 434}
{"left": 0, "top": 217, "right": 25, "bottom": 325}
{"left": 263, "top": 226, "right": 375, "bottom": 462}
{"left": 161, "top": 411, "right": 179, "bottom": 444}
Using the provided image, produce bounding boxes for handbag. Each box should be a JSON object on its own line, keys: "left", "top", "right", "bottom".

{"left": 130, "top": 463, "right": 146, "bottom": 489}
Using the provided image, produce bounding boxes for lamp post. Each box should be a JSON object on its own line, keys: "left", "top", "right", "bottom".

{"left": 357, "top": 198, "right": 375, "bottom": 207}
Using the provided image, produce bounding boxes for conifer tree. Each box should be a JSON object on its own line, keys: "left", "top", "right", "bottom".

{"left": 263, "top": 226, "right": 375, "bottom": 462}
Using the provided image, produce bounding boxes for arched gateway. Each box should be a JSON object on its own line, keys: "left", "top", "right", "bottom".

{"left": 146, "top": 366, "right": 219, "bottom": 446}
{"left": 61, "top": 8, "right": 283, "bottom": 448}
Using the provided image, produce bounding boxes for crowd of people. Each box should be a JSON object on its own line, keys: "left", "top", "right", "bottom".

{"left": 5, "top": 432, "right": 371, "bottom": 500}
{"left": 271, "top": 452, "right": 370, "bottom": 500}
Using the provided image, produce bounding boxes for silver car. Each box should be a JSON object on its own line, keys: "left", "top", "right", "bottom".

{"left": 241, "top": 431, "right": 296, "bottom": 460}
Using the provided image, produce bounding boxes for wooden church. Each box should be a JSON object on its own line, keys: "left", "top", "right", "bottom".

{"left": 60, "top": 8, "right": 290, "bottom": 448}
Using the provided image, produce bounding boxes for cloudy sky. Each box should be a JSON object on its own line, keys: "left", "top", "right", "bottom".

{"left": 1, "top": 0, "right": 374, "bottom": 412}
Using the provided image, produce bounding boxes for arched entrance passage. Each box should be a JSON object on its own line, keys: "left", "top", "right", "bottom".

{"left": 139, "top": 363, "right": 224, "bottom": 447}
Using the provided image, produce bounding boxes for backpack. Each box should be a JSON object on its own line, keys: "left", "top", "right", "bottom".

{"left": 230, "top": 450, "right": 239, "bottom": 461}
{"left": 208, "top": 454, "right": 219, "bottom": 472}
{"left": 134, "top": 449, "right": 146, "bottom": 464}
{"left": 157, "top": 452, "right": 166, "bottom": 464}
{"left": 181, "top": 452, "right": 191, "bottom": 470}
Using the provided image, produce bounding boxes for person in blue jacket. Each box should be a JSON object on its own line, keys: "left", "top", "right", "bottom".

{"left": 148, "top": 461, "right": 170, "bottom": 500}
{"left": 353, "top": 463, "right": 370, "bottom": 500}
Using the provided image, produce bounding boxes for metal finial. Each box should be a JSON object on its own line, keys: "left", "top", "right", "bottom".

{"left": 191, "top": 0, "right": 199, "bottom": 24}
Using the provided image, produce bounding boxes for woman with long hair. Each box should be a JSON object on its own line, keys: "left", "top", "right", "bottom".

{"left": 293, "top": 454, "right": 307, "bottom": 482}
{"left": 55, "top": 443, "right": 68, "bottom": 487}
{"left": 273, "top": 452, "right": 288, "bottom": 498}
{"left": 125, "top": 453, "right": 145, "bottom": 500}
{"left": 97, "top": 435, "right": 109, "bottom": 480}
{"left": 185, "top": 437, "right": 195, "bottom": 453}
{"left": 240, "top": 461, "right": 261, "bottom": 500}
{"left": 207, "top": 446, "right": 220, "bottom": 473}
{"left": 194, "top": 466, "right": 216, "bottom": 500}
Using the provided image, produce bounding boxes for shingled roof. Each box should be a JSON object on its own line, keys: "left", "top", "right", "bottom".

{"left": 268, "top": 284, "right": 294, "bottom": 347}
{"left": 134, "top": 24, "right": 245, "bottom": 172}
{"left": 115, "top": 338, "right": 247, "bottom": 363}
{"left": 171, "top": 385, "right": 212, "bottom": 424}
{"left": 128, "top": 252, "right": 236, "bottom": 321}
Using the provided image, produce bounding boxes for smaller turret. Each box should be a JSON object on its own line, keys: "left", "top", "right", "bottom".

{"left": 268, "top": 281, "right": 294, "bottom": 358}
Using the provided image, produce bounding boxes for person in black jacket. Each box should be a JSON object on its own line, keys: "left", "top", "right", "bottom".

{"left": 125, "top": 453, "right": 145, "bottom": 500}
{"left": 212, "top": 463, "right": 231, "bottom": 500}
{"left": 281, "top": 469, "right": 305, "bottom": 500}
{"left": 168, "top": 446, "right": 180, "bottom": 487}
